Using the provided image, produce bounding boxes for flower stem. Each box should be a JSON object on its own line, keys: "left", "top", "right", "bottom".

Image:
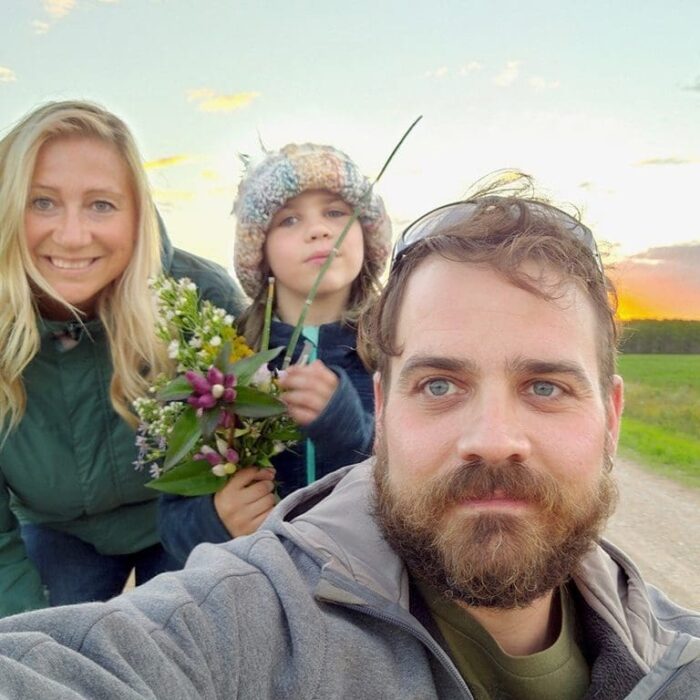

{"left": 261, "top": 276, "right": 275, "bottom": 352}
{"left": 282, "top": 115, "right": 422, "bottom": 368}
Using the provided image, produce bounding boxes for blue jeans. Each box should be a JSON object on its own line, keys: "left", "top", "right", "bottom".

{"left": 21, "top": 523, "right": 180, "bottom": 606}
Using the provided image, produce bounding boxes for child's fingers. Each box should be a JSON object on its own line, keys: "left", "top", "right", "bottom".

{"left": 278, "top": 361, "right": 338, "bottom": 394}
{"left": 284, "top": 404, "right": 320, "bottom": 426}
{"left": 224, "top": 467, "right": 275, "bottom": 498}
{"left": 214, "top": 468, "right": 277, "bottom": 537}
{"left": 278, "top": 362, "right": 339, "bottom": 423}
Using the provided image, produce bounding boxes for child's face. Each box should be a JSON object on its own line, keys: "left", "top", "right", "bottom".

{"left": 265, "top": 189, "right": 365, "bottom": 316}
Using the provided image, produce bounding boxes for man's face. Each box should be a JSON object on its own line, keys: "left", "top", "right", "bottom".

{"left": 373, "top": 257, "right": 623, "bottom": 608}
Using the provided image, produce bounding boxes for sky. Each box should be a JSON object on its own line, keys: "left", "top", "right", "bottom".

{"left": 2, "top": 0, "right": 700, "bottom": 320}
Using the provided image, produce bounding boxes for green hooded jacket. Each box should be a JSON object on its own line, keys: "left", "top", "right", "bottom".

{"left": 0, "top": 234, "right": 246, "bottom": 617}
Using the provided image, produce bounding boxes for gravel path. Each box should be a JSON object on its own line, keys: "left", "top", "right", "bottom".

{"left": 605, "top": 456, "right": 700, "bottom": 611}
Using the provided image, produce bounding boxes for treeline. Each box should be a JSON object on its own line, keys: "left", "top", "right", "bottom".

{"left": 619, "top": 320, "right": 700, "bottom": 353}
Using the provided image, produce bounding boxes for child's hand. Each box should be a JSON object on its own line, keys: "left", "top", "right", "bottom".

{"left": 213, "top": 467, "right": 277, "bottom": 537}
{"left": 277, "top": 359, "right": 339, "bottom": 427}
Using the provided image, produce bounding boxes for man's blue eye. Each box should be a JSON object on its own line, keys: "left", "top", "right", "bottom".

{"left": 426, "top": 379, "right": 452, "bottom": 396}
{"left": 532, "top": 381, "right": 556, "bottom": 397}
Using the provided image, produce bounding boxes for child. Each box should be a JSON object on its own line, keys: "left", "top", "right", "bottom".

{"left": 158, "top": 143, "right": 392, "bottom": 563}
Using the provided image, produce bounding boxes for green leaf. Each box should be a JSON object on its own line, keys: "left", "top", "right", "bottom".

{"left": 233, "top": 386, "right": 288, "bottom": 418}
{"left": 230, "top": 346, "right": 284, "bottom": 385}
{"left": 199, "top": 407, "right": 223, "bottom": 437}
{"left": 146, "top": 459, "right": 224, "bottom": 496}
{"left": 163, "top": 406, "right": 202, "bottom": 469}
{"left": 215, "top": 340, "right": 233, "bottom": 373}
{"left": 156, "top": 376, "right": 193, "bottom": 401}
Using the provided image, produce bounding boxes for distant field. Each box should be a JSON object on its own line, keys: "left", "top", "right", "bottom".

{"left": 617, "top": 354, "right": 700, "bottom": 489}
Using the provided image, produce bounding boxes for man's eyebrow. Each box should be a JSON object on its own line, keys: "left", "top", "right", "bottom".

{"left": 397, "top": 355, "right": 477, "bottom": 385}
{"left": 507, "top": 358, "right": 593, "bottom": 389}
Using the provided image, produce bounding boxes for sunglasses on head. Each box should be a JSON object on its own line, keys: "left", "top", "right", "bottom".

{"left": 391, "top": 196, "right": 604, "bottom": 275}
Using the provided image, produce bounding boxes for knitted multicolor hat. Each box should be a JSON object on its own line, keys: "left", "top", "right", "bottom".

{"left": 233, "top": 143, "right": 392, "bottom": 298}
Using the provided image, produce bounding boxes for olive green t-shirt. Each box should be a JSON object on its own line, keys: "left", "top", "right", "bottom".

{"left": 417, "top": 583, "right": 589, "bottom": 700}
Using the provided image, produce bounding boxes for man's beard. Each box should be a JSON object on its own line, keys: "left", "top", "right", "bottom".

{"left": 372, "top": 433, "right": 618, "bottom": 609}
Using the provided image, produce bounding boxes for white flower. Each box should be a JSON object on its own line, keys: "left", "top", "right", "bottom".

{"left": 224, "top": 315, "right": 234, "bottom": 325}
{"left": 168, "top": 340, "right": 180, "bottom": 358}
{"left": 211, "top": 463, "right": 227, "bottom": 477}
{"left": 251, "top": 365, "right": 273, "bottom": 391}
{"left": 210, "top": 336, "right": 222, "bottom": 347}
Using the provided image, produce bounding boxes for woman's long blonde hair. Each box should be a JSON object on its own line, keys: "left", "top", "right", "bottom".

{"left": 0, "top": 100, "right": 169, "bottom": 434}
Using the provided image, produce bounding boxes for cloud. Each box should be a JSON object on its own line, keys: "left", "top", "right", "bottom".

{"left": 529, "top": 76, "right": 560, "bottom": 91}
{"left": 635, "top": 156, "right": 697, "bottom": 166}
{"left": 494, "top": 60, "right": 520, "bottom": 87}
{"left": 152, "top": 188, "right": 195, "bottom": 204}
{"left": 187, "top": 88, "right": 260, "bottom": 113}
{"left": 0, "top": 66, "right": 16, "bottom": 82}
{"left": 459, "top": 61, "right": 482, "bottom": 76}
{"left": 144, "top": 155, "right": 192, "bottom": 170}
{"left": 43, "top": 0, "right": 76, "bottom": 18}
{"left": 32, "top": 19, "right": 50, "bottom": 33}
{"left": 682, "top": 76, "right": 700, "bottom": 92}
{"left": 613, "top": 243, "right": 700, "bottom": 320}
{"left": 425, "top": 66, "right": 449, "bottom": 79}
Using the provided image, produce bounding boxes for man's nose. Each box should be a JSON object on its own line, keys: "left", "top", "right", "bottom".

{"left": 456, "top": 392, "right": 531, "bottom": 465}
{"left": 53, "top": 208, "right": 91, "bottom": 248}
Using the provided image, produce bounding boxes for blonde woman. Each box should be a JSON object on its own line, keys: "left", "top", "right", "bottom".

{"left": 0, "top": 100, "right": 245, "bottom": 616}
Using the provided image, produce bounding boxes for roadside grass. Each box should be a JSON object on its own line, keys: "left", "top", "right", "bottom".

{"left": 617, "top": 354, "right": 700, "bottom": 489}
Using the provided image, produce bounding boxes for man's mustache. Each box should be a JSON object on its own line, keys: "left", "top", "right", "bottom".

{"left": 430, "top": 459, "right": 561, "bottom": 512}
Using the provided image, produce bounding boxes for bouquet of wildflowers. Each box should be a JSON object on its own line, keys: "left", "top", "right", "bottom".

{"left": 133, "top": 276, "right": 299, "bottom": 496}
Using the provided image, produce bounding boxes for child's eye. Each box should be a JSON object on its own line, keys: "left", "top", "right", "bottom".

{"left": 277, "top": 215, "right": 298, "bottom": 227}
{"left": 421, "top": 378, "right": 457, "bottom": 397}
{"left": 91, "top": 200, "right": 116, "bottom": 213}
{"left": 528, "top": 381, "right": 561, "bottom": 398}
{"left": 327, "top": 208, "right": 349, "bottom": 218}
{"left": 30, "top": 197, "right": 55, "bottom": 212}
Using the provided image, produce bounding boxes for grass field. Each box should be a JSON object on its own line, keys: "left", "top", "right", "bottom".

{"left": 617, "top": 354, "right": 700, "bottom": 489}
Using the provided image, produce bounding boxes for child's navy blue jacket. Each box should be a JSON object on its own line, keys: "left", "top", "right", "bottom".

{"left": 158, "top": 320, "right": 374, "bottom": 564}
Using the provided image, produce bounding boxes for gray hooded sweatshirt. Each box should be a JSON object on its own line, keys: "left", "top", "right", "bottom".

{"left": 0, "top": 461, "right": 698, "bottom": 699}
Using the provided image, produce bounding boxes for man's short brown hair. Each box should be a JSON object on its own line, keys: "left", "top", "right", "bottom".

{"left": 359, "top": 173, "right": 619, "bottom": 392}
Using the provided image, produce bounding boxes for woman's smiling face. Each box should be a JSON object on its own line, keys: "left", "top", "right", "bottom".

{"left": 24, "top": 136, "right": 137, "bottom": 319}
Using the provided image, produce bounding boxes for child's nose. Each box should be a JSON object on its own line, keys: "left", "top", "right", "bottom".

{"left": 306, "top": 221, "right": 332, "bottom": 242}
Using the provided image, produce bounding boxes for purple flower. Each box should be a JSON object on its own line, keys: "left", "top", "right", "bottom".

{"left": 193, "top": 444, "right": 239, "bottom": 476}
{"left": 185, "top": 367, "right": 237, "bottom": 410}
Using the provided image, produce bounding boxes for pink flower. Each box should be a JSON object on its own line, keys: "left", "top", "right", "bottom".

{"left": 185, "top": 367, "right": 237, "bottom": 410}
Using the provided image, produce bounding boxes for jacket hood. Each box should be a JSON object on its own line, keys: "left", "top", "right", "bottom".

{"left": 265, "top": 460, "right": 700, "bottom": 679}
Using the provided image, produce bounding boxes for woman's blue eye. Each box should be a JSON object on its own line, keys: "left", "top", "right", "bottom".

{"left": 532, "top": 381, "right": 556, "bottom": 397}
{"left": 425, "top": 379, "right": 452, "bottom": 397}
{"left": 31, "top": 197, "right": 54, "bottom": 211}
{"left": 92, "top": 200, "right": 115, "bottom": 213}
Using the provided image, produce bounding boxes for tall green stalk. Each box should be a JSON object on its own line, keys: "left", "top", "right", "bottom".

{"left": 282, "top": 115, "right": 422, "bottom": 368}
{"left": 260, "top": 276, "right": 275, "bottom": 352}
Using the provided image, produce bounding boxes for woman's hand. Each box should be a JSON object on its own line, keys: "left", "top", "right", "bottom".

{"left": 277, "top": 360, "right": 339, "bottom": 426}
{"left": 213, "top": 467, "right": 277, "bottom": 537}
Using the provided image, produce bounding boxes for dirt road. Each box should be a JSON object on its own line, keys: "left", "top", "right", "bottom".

{"left": 605, "top": 456, "right": 700, "bottom": 611}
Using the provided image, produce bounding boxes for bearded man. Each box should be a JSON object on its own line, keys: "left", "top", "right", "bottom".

{"left": 0, "top": 175, "right": 698, "bottom": 699}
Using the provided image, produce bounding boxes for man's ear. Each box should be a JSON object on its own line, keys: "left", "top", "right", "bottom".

{"left": 606, "top": 375, "right": 624, "bottom": 449}
{"left": 373, "top": 372, "right": 384, "bottom": 427}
